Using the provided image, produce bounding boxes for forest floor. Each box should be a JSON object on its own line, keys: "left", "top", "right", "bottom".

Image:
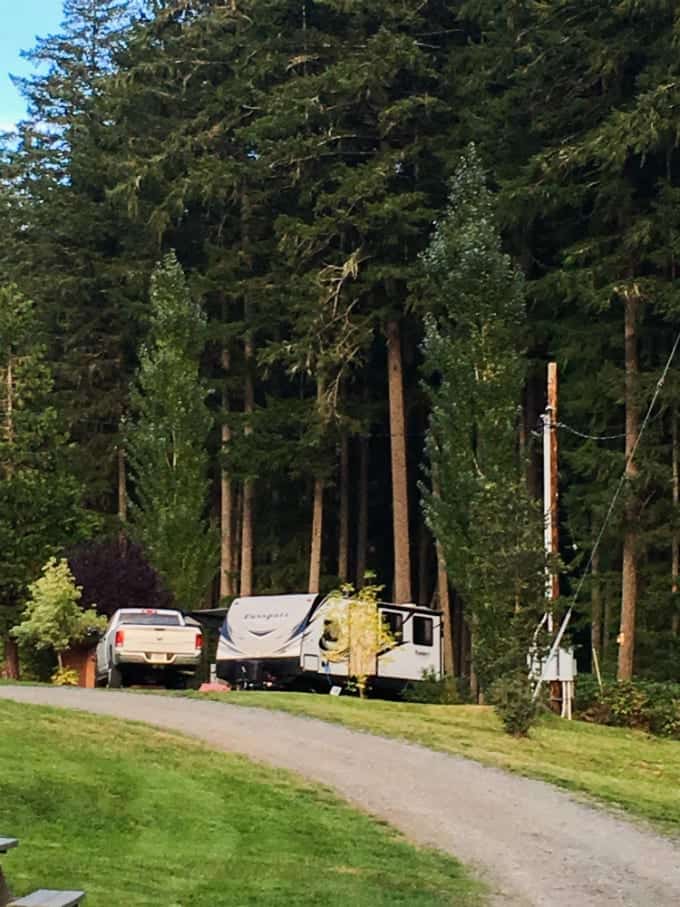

{"left": 1, "top": 686, "right": 679, "bottom": 906}
{"left": 189, "top": 690, "right": 680, "bottom": 832}
{"left": 0, "top": 697, "right": 481, "bottom": 907}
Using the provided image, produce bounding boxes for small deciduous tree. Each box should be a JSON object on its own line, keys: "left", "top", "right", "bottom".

{"left": 322, "top": 582, "right": 395, "bottom": 698}
{"left": 12, "top": 558, "right": 106, "bottom": 676}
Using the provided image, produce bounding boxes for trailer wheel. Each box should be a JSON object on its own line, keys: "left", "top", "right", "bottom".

{"left": 107, "top": 666, "right": 123, "bottom": 689}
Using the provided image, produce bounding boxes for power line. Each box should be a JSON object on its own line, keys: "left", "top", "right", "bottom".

{"left": 534, "top": 330, "right": 680, "bottom": 697}
{"left": 531, "top": 421, "right": 626, "bottom": 441}
{"left": 555, "top": 422, "right": 626, "bottom": 441}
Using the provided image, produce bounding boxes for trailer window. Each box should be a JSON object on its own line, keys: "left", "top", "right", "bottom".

{"left": 413, "top": 616, "right": 433, "bottom": 647}
{"left": 381, "top": 610, "right": 403, "bottom": 642}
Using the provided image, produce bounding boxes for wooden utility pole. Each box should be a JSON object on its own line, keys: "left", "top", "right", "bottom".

{"left": 542, "top": 363, "right": 563, "bottom": 712}
{"left": 543, "top": 363, "right": 560, "bottom": 620}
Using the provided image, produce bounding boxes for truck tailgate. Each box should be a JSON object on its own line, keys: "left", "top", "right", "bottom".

{"left": 121, "top": 626, "right": 199, "bottom": 656}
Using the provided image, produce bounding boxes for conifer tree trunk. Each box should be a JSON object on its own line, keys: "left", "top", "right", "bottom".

{"left": 673, "top": 406, "right": 679, "bottom": 635}
{"left": 3, "top": 638, "right": 19, "bottom": 680}
{"left": 386, "top": 320, "right": 412, "bottom": 603}
{"left": 2, "top": 357, "right": 19, "bottom": 679}
{"left": 417, "top": 520, "right": 430, "bottom": 606}
{"left": 591, "top": 545, "right": 602, "bottom": 661}
{"left": 437, "top": 542, "right": 455, "bottom": 675}
{"left": 240, "top": 339, "right": 255, "bottom": 597}
{"left": 453, "top": 591, "right": 463, "bottom": 678}
{"left": 239, "top": 185, "right": 255, "bottom": 597}
{"left": 309, "top": 381, "right": 326, "bottom": 595}
{"left": 234, "top": 485, "right": 243, "bottom": 586}
{"left": 617, "top": 287, "right": 640, "bottom": 681}
{"left": 117, "top": 445, "right": 127, "bottom": 524}
{"left": 356, "top": 434, "right": 369, "bottom": 586}
{"left": 309, "top": 477, "right": 324, "bottom": 594}
{"left": 220, "top": 349, "right": 233, "bottom": 599}
{"left": 468, "top": 626, "right": 479, "bottom": 702}
{"left": 338, "top": 433, "right": 349, "bottom": 583}
{"left": 6, "top": 356, "right": 14, "bottom": 447}
{"left": 603, "top": 591, "right": 612, "bottom": 657}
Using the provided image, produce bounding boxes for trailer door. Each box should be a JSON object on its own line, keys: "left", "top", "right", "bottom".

{"left": 377, "top": 609, "right": 441, "bottom": 681}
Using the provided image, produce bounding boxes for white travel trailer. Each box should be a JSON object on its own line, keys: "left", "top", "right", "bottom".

{"left": 214, "top": 593, "right": 442, "bottom": 693}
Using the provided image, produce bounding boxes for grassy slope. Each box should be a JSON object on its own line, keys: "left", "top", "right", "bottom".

{"left": 0, "top": 700, "right": 482, "bottom": 907}
{"left": 190, "top": 692, "right": 680, "bottom": 833}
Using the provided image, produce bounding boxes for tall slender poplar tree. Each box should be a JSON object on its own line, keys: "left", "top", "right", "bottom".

{"left": 127, "top": 253, "right": 218, "bottom": 610}
{"left": 421, "top": 146, "right": 546, "bottom": 689}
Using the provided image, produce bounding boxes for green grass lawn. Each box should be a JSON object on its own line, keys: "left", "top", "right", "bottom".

{"left": 189, "top": 691, "right": 680, "bottom": 833}
{"left": 0, "top": 700, "right": 483, "bottom": 907}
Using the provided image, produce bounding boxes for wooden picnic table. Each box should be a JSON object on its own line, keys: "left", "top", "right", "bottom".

{"left": 0, "top": 838, "right": 18, "bottom": 907}
{"left": 0, "top": 839, "right": 85, "bottom": 907}
{"left": 10, "top": 892, "right": 84, "bottom": 907}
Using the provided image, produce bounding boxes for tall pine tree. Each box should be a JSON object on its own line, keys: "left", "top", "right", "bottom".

{"left": 4, "top": 0, "right": 153, "bottom": 513}
{"left": 0, "top": 285, "right": 93, "bottom": 677}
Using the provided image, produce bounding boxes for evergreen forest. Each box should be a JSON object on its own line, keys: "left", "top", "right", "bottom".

{"left": 2, "top": 0, "right": 680, "bottom": 689}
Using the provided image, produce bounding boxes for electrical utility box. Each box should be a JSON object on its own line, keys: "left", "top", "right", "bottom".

{"left": 529, "top": 647, "right": 577, "bottom": 682}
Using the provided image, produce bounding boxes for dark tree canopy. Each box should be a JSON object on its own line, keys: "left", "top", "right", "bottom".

{"left": 68, "top": 536, "right": 172, "bottom": 618}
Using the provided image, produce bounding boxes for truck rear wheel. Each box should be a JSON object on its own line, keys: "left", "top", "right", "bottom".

{"left": 107, "top": 666, "right": 123, "bottom": 689}
{"left": 165, "top": 671, "right": 187, "bottom": 690}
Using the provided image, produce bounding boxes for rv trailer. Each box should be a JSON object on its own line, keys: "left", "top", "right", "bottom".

{"left": 215, "top": 594, "right": 322, "bottom": 688}
{"left": 215, "top": 594, "right": 442, "bottom": 693}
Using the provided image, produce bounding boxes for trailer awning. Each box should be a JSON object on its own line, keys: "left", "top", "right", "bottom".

{"left": 184, "top": 608, "right": 229, "bottom": 631}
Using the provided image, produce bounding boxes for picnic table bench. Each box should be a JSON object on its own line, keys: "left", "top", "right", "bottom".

{"left": 0, "top": 839, "right": 18, "bottom": 907}
{"left": 0, "top": 838, "right": 84, "bottom": 907}
{"left": 10, "top": 892, "right": 85, "bottom": 907}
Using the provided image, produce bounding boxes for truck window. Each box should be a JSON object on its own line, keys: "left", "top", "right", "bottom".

{"left": 381, "top": 610, "right": 403, "bottom": 642}
{"left": 118, "top": 614, "right": 181, "bottom": 626}
{"left": 413, "top": 616, "right": 433, "bottom": 647}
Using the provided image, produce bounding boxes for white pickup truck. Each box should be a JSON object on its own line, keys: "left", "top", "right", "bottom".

{"left": 95, "top": 608, "right": 203, "bottom": 688}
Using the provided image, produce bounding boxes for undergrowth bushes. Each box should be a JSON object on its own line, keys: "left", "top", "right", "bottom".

{"left": 402, "top": 670, "right": 462, "bottom": 705}
{"left": 576, "top": 675, "right": 680, "bottom": 740}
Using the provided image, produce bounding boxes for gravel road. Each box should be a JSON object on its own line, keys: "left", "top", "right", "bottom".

{"left": 1, "top": 686, "right": 679, "bottom": 906}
